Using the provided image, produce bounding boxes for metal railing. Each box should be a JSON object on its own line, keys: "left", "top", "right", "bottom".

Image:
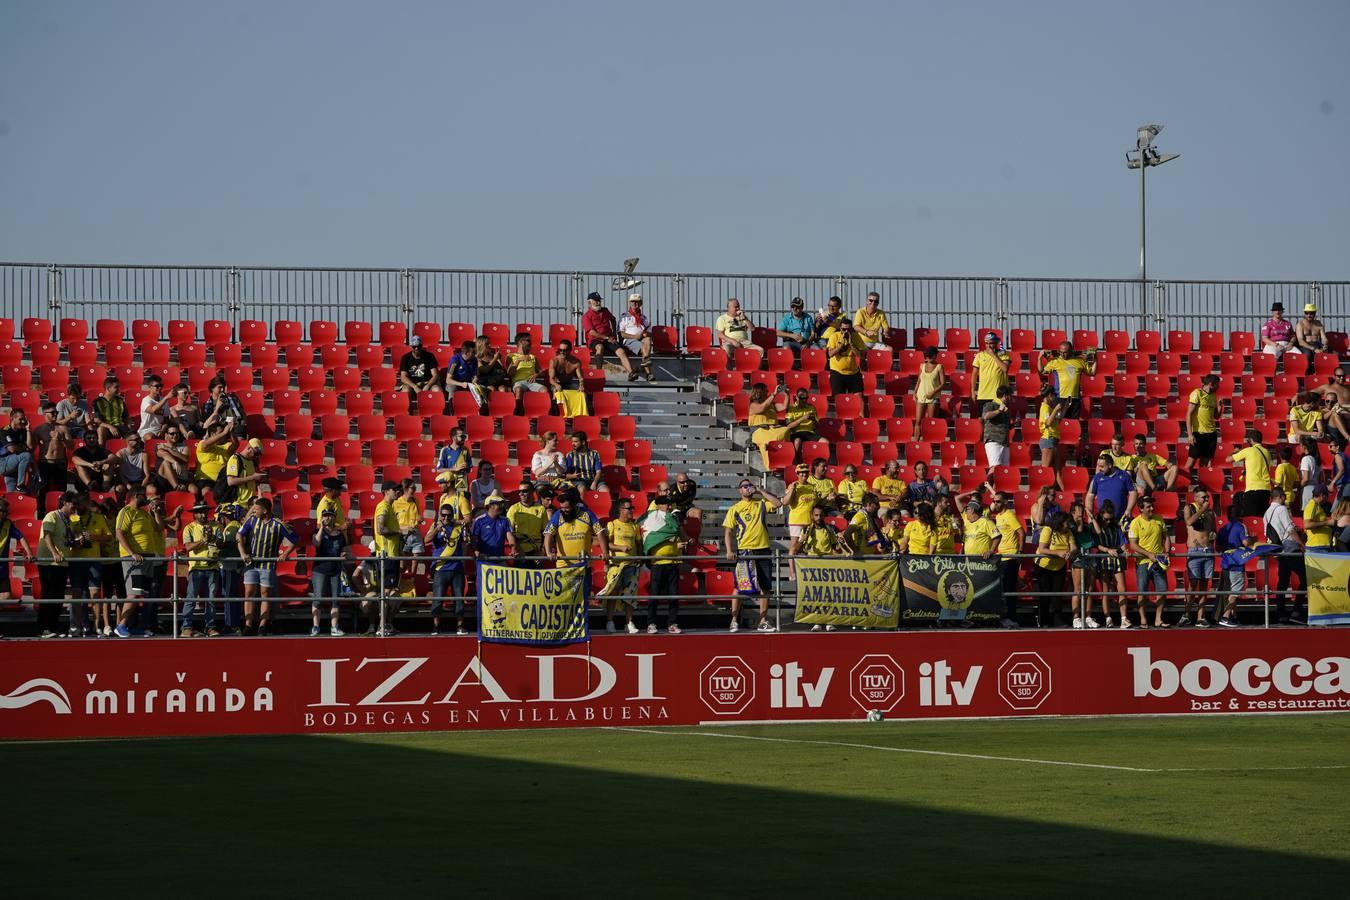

{"left": 3, "top": 262, "right": 1346, "bottom": 345}
{"left": 10, "top": 548, "right": 1311, "bottom": 636}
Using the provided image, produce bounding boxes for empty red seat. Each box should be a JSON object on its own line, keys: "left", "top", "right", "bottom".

{"left": 480, "top": 323, "right": 510, "bottom": 348}
{"left": 167, "top": 320, "right": 197, "bottom": 345}
{"left": 343, "top": 321, "right": 373, "bottom": 346}
{"left": 1009, "top": 329, "right": 1036, "bottom": 352}
{"left": 59, "top": 318, "right": 89, "bottom": 344}
{"left": 307, "top": 320, "right": 337, "bottom": 346}
{"left": 1135, "top": 331, "right": 1162, "bottom": 354}
{"left": 238, "top": 320, "right": 268, "bottom": 344}
{"left": 1041, "top": 329, "right": 1067, "bottom": 350}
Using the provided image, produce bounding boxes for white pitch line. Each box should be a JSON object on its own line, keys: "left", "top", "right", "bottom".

{"left": 605, "top": 727, "right": 1157, "bottom": 772}
{"left": 1158, "top": 764, "right": 1350, "bottom": 772}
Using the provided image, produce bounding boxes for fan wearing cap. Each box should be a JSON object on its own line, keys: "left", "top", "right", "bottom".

{"left": 398, "top": 335, "right": 442, "bottom": 397}
{"left": 783, "top": 464, "right": 823, "bottom": 548}
{"left": 226, "top": 438, "right": 267, "bottom": 506}
{"left": 776, "top": 297, "right": 815, "bottom": 356}
{"left": 469, "top": 493, "right": 515, "bottom": 561}
{"left": 1260, "top": 302, "right": 1296, "bottom": 358}
{"left": 316, "top": 477, "right": 349, "bottom": 536}
{"left": 971, "top": 333, "right": 1012, "bottom": 414}
{"left": 722, "top": 478, "right": 782, "bottom": 633}
{"left": 583, "top": 292, "right": 637, "bottom": 379}
{"left": 311, "top": 504, "right": 350, "bottom": 636}
{"left": 1295, "top": 303, "right": 1326, "bottom": 355}
{"left": 177, "top": 503, "right": 222, "bottom": 637}
{"left": 617, "top": 293, "right": 654, "bottom": 381}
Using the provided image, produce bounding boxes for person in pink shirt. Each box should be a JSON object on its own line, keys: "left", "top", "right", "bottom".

{"left": 1261, "top": 302, "right": 1295, "bottom": 357}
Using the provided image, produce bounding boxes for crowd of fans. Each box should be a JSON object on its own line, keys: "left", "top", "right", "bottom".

{"left": 743, "top": 297, "right": 1344, "bottom": 629}
{"left": 1, "top": 296, "right": 1340, "bottom": 638}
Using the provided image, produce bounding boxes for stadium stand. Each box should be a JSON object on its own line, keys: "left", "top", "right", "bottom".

{"left": 0, "top": 298, "right": 1345, "bottom": 636}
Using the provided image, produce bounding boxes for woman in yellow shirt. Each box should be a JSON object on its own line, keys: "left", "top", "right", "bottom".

{"left": 913, "top": 346, "right": 946, "bottom": 426}
{"left": 896, "top": 502, "right": 937, "bottom": 555}
{"left": 933, "top": 495, "right": 958, "bottom": 555}
{"left": 747, "top": 382, "right": 790, "bottom": 469}
{"left": 1035, "top": 510, "right": 1075, "bottom": 627}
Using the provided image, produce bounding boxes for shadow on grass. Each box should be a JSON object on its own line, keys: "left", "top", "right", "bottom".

{"left": 2, "top": 733, "right": 1343, "bottom": 899}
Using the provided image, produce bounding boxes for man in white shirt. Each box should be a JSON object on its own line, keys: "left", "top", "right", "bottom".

{"left": 138, "top": 376, "right": 169, "bottom": 438}
{"left": 617, "top": 293, "right": 654, "bottom": 381}
{"left": 1261, "top": 488, "right": 1306, "bottom": 625}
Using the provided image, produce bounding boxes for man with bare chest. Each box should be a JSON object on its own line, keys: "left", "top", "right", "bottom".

{"left": 1180, "top": 488, "right": 1217, "bottom": 627}
{"left": 1311, "top": 369, "right": 1350, "bottom": 438}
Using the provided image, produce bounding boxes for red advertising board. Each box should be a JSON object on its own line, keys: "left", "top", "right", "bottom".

{"left": 2, "top": 630, "right": 1349, "bottom": 741}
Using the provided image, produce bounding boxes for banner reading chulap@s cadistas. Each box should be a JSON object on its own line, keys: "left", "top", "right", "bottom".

{"left": 2, "top": 630, "right": 1349, "bottom": 741}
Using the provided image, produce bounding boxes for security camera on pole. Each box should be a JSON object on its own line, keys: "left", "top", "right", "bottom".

{"left": 1126, "top": 124, "right": 1180, "bottom": 327}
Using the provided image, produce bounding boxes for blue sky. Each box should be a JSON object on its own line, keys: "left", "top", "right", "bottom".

{"left": 1, "top": 0, "right": 1346, "bottom": 278}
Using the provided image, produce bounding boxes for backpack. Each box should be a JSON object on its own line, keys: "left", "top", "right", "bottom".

{"left": 212, "top": 455, "right": 241, "bottom": 504}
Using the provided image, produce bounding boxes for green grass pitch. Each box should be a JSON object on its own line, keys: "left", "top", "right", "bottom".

{"left": 4, "top": 714, "right": 1348, "bottom": 898}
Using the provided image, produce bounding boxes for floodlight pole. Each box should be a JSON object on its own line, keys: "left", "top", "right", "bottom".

{"left": 1139, "top": 159, "right": 1148, "bottom": 326}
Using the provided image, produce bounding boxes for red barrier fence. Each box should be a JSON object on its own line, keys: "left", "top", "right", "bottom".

{"left": 2, "top": 630, "right": 1348, "bottom": 740}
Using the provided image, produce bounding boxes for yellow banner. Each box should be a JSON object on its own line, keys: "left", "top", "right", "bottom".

{"left": 478, "top": 563, "right": 589, "bottom": 645}
{"left": 794, "top": 557, "right": 900, "bottom": 629}
{"left": 1305, "top": 550, "right": 1350, "bottom": 626}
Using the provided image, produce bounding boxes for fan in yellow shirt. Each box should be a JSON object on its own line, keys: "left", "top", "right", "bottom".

{"left": 1303, "top": 490, "right": 1334, "bottom": 547}
{"left": 1227, "top": 431, "right": 1274, "bottom": 513}
{"left": 971, "top": 334, "right": 1012, "bottom": 405}
{"left": 871, "top": 460, "right": 907, "bottom": 509}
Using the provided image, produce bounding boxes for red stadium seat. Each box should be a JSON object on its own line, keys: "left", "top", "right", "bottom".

{"left": 1166, "top": 330, "right": 1193, "bottom": 353}
{"left": 1040, "top": 329, "right": 1067, "bottom": 350}
{"left": 175, "top": 342, "right": 207, "bottom": 368}
{"left": 379, "top": 321, "right": 408, "bottom": 346}
{"left": 945, "top": 328, "right": 972, "bottom": 350}
{"left": 368, "top": 366, "right": 398, "bottom": 394}
{"left": 342, "top": 321, "right": 373, "bottom": 346}
{"left": 90, "top": 319, "right": 122, "bottom": 344}
{"left": 59, "top": 318, "right": 89, "bottom": 344}
{"left": 1134, "top": 331, "right": 1162, "bottom": 354}
{"left": 1008, "top": 329, "right": 1035, "bottom": 352}
{"left": 685, "top": 326, "right": 714, "bottom": 354}
{"left": 308, "top": 320, "right": 337, "bottom": 346}
{"left": 237, "top": 320, "right": 268, "bottom": 345}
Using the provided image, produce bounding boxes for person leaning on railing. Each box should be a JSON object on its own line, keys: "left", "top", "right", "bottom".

{"left": 178, "top": 502, "right": 222, "bottom": 637}
{"left": 599, "top": 498, "right": 641, "bottom": 634}
{"left": 1127, "top": 496, "right": 1171, "bottom": 629}
{"left": 427, "top": 500, "right": 471, "bottom": 635}
{"left": 311, "top": 506, "right": 350, "bottom": 637}
{"left": 1034, "top": 510, "right": 1074, "bottom": 628}
{"left": 639, "top": 492, "right": 688, "bottom": 634}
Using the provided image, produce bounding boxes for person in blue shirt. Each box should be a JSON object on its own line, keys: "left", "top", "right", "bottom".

{"left": 563, "top": 433, "right": 604, "bottom": 493}
{"left": 907, "top": 460, "right": 938, "bottom": 509}
{"left": 775, "top": 297, "right": 815, "bottom": 355}
{"left": 1085, "top": 455, "right": 1138, "bottom": 522}
{"left": 443, "top": 340, "right": 478, "bottom": 396}
{"left": 469, "top": 496, "right": 515, "bottom": 561}
{"left": 435, "top": 427, "right": 472, "bottom": 491}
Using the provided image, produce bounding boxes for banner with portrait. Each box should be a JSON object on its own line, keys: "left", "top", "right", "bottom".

{"left": 899, "top": 554, "right": 1003, "bottom": 625}
{"left": 793, "top": 557, "right": 900, "bottom": 629}
{"left": 477, "top": 562, "right": 590, "bottom": 645}
{"left": 1304, "top": 550, "right": 1350, "bottom": 626}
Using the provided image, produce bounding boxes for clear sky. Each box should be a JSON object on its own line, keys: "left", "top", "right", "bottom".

{"left": 1, "top": 0, "right": 1346, "bottom": 279}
